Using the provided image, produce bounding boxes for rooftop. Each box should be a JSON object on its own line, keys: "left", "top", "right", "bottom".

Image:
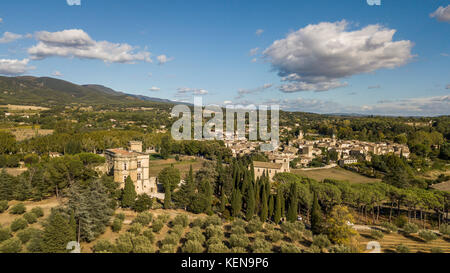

{"left": 253, "top": 161, "right": 283, "bottom": 169}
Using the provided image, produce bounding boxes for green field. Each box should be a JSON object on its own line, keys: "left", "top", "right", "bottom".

{"left": 292, "top": 167, "right": 381, "bottom": 184}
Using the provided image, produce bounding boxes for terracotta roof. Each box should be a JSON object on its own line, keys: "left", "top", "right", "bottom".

{"left": 253, "top": 161, "right": 283, "bottom": 169}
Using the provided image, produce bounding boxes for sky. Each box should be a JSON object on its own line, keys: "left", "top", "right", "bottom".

{"left": 0, "top": 0, "right": 449, "bottom": 116}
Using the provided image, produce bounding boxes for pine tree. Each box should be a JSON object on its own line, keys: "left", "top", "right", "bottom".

{"left": 175, "top": 165, "right": 195, "bottom": 210}
{"left": 42, "top": 211, "right": 74, "bottom": 253}
{"left": 122, "top": 176, "right": 137, "bottom": 208}
{"left": 274, "top": 190, "right": 282, "bottom": 224}
{"left": 310, "top": 192, "right": 323, "bottom": 234}
{"left": 287, "top": 182, "right": 298, "bottom": 222}
{"left": 246, "top": 186, "right": 255, "bottom": 220}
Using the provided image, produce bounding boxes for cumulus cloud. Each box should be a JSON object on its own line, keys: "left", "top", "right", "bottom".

{"left": 0, "top": 32, "right": 23, "bottom": 44}
{"left": 52, "top": 71, "right": 63, "bottom": 77}
{"left": 28, "top": 29, "right": 152, "bottom": 63}
{"left": 263, "top": 20, "right": 413, "bottom": 92}
{"left": 67, "top": 0, "right": 81, "bottom": 6}
{"left": 157, "top": 54, "right": 173, "bottom": 65}
{"left": 430, "top": 5, "right": 450, "bottom": 22}
{"left": 148, "top": 86, "right": 160, "bottom": 92}
{"left": 0, "top": 59, "right": 33, "bottom": 75}
{"left": 236, "top": 83, "right": 273, "bottom": 99}
{"left": 176, "top": 87, "right": 209, "bottom": 96}
{"left": 255, "top": 29, "right": 264, "bottom": 36}
{"left": 251, "top": 58, "right": 258, "bottom": 63}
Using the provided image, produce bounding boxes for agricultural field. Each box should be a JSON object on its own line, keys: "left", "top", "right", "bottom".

{"left": 292, "top": 167, "right": 381, "bottom": 184}
{"left": 148, "top": 157, "right": 207, "bottom": 177}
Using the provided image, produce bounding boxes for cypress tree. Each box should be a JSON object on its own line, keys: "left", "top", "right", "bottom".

{"left": 268, "top": 195, "right": 274, "bottom": 221}
{"left": 231, "top": 188, "right": 242, "bottom": 217}
{"left": 246, "top": 186, "right": 255, "bottom": 220}
{"left": 287, "top": 182, "right": 298, "bottom": 222}
{"left": 122, "top": 176, "right": 136, "bottom": 208}
{"left": 274, "top": 190, "right": 282, "bottom": 224}
{"left": 260, "top": 186, "right": 268, "bottom": 222}
{"left": 310, "top": 192, "right": 323, "bottom": 234}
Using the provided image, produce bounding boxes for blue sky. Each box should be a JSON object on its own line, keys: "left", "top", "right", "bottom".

{"left": 0, "top": 0, "right": 449, "bottom": 116}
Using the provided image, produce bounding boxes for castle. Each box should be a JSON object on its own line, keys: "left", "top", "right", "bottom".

{"left": 105, "top": 141, "right": 159, "bottom": 197}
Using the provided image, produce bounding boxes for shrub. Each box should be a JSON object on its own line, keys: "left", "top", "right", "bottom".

{"left": 133, "top": 236, "right": 155, "bottom": 253}
{"left": 251, "top": 238, "right": 272, "bottom": 253}
{"left": 115, "top": 213, "right": 126, "bottom": 222}
{"left": 312, "top": 234, "right": 331, "bottom": 249}
{"left": 203, "top": 215, "right": 222, "bottom": 228}
{"left": 93, "top": 239, "right": 115, "bottom": 253}
{"left": 133, "top": 212, "right": 153, "bottom": 226}
{"left": 231, "top": 225, "right": 246, "bottom": 235}
{"left": 303, "top": 230, "right": 313, "bottom": 240}
{"left": 10, "top": 218, "right": 28, "bottom": 232}
{"left": 190, "top": 218, "right": 204, "bottom": 228}
{"left": 418, "top": 230, "right": 437, "bottom": 243}
{"left": 133, "top": 194, "right": 153, "bottom": 212}
{"left": 0, "top": 200, "right": 9, "bottom": 213}
{"left": 0, "top": 237, "right": 22, "bottom": 253}
{"left": 280, "top": 222, "right": 296, "bottom": 234}
{"left": 30, "top": 207, "right": 44, "bottom": 218}
{"left": 288, "top": 230, "right": 303, "bottom": 242}
{"left": 430, "top": 247, "right": 443, "bottom": 253}
{"left": 16, "top": 228, "right": 41, "bottom": 244}
{"left": 9, "top": 203, "right": 26, "bottom": 215}
{"left": 157, "top": 214, "right": 171, "bottom": 224}
{"left": 183, "top": 240, "right": 204, "bottom": 253}
{"left": 229, "top": 234, "right": 250, "bottom": 248}
{"left": 439, "top": 224, "right": 450, "bottom": 236}
{"left": 328, "top": 244, "right": 352, "bottom": 253}
{"left": 230, "top": 247, "right": 247, "bottom": 253}
{"left": 112, "top": 218, "right": 123, "bottom": 232}
{"left": 395, "top": 215, "right": 408, "bottom": 228}
{"left": 396, "top": 244, "right": 410, "bottom": 253}
{"left": 128, "top": 223, "right": 143, "bottom": 236}
{"left": 185, "top": 227, "right": 205, "bottom": 244}
{"left": 173, "top": 214, "right": 189, "bottom": 227}
{"left": 152, "top": 220, "right": 164, "bottom": 233}
{"left": 26, "top": 235, "right": 43, "bottom": 253}
{"left": 160, "top": 244, "right": 177, "bottom": 253}
{"left": 205, "top": 225, "right": 223, "bottom": 239}
{"left": 370, "top": 230, "right": 384, "bottom": 240}
{"left": 268, "top": 230, "right": 283, "bottom": 242}
{"left": 381, "top": 222, "right": 398, "bottom": 233}
{"left": 171, "top": 224, "right": 185, "bottom": 237}
{"left": 142, "top": 229, "right": 155, "bottom": 243}
{"left": 280, "top": 242, "right": 301, "bottom": 253}
{"left": 208, "top": 243, "right": 229, "bottom": 253}
{"left": 231, "top": 219, "right": 246, "bottom": 228}
{"left": 246, "top": 218, "right": 263, "bottom": 233}
{"left": 206, "top": 236, "right": 222, "bottom": 246}
{"left": 303, "top": 245, "right": 321, "bottom": 253}
{"left": 0, "top": 226, "right": 12, "bottom": 243}
{"left": 263, "top": 223, "right": 275, "bottom": 233}
{"left": 403, "top": 223, "right": 419, "bottom": 234}
{"left": 23, "top": 212, "right": 38, "bottom": 224}
{"left": 162, "top": 233, "right": 180, "bottom": 245}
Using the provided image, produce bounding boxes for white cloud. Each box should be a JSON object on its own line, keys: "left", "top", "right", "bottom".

{"left": 223, "top": 100, "right": 232, "bottom": 105}
{"left": 0, "top": 18, "right": 3, "bottom": 24}
{"left": 0, "top": 32, "right": 23, "bottom": 44}
{"left": 67, "top": 0, "right": 81, "bottom": 6}
{"left": 28, "top": 29, "right": 152, "bottom": 63}
{"left": 52, "top": 70, "right": 63, "bottom": 77}
{"left": 249, "top": 47, "right": 259, "bottom": 56}
{"left": 0, "top": 59, "right": 33, "bottom": 75}
{"left": 255, "top": 29, "right": 264, "bottom": 36}
{"left": 157, "top": 54, "right": 173, "bottom": 65}
{"left": 148, "top": 86, "right": 160, "bottom": 92}
{"left": 368, "top": 85, "right": 381, "bottom": 89}
{"left": 176, "top": 87, "right": 208, "bottom": 95}
{"left": 236, "top": 83, "right": 273, "bottom": 98}
{"left": 263, "top": 20, "right": 413, "bottom": 92}
{"left": 251, "top": 58, "right": 258, "bottom": 63}
{"left": 430, "top": 5, "right": 450, "bottom": 22}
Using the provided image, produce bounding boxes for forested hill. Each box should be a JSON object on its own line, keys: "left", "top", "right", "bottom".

{"left": 0, "top": 76, "right": 177, "bottom": 107}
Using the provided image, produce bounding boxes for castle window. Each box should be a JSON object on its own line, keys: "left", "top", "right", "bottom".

{"left": 124, "top": 162, "right": 127, "bottom": 170}
{"left": 123, "top": 176, "right": 127, "bottom": 183}
{"left": 137, "top": 161, "right": 141, "bottom": 168}
{"left": 137, "top": 173, "right": 141, "bottom": 180}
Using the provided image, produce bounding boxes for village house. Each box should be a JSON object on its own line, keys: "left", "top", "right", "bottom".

{"left": 253, "top": 160, "right": 290, "bottom": 181}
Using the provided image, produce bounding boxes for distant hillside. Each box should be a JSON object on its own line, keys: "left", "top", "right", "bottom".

{"left": 0, "top": 76, "right": 177, "bottom": 107}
